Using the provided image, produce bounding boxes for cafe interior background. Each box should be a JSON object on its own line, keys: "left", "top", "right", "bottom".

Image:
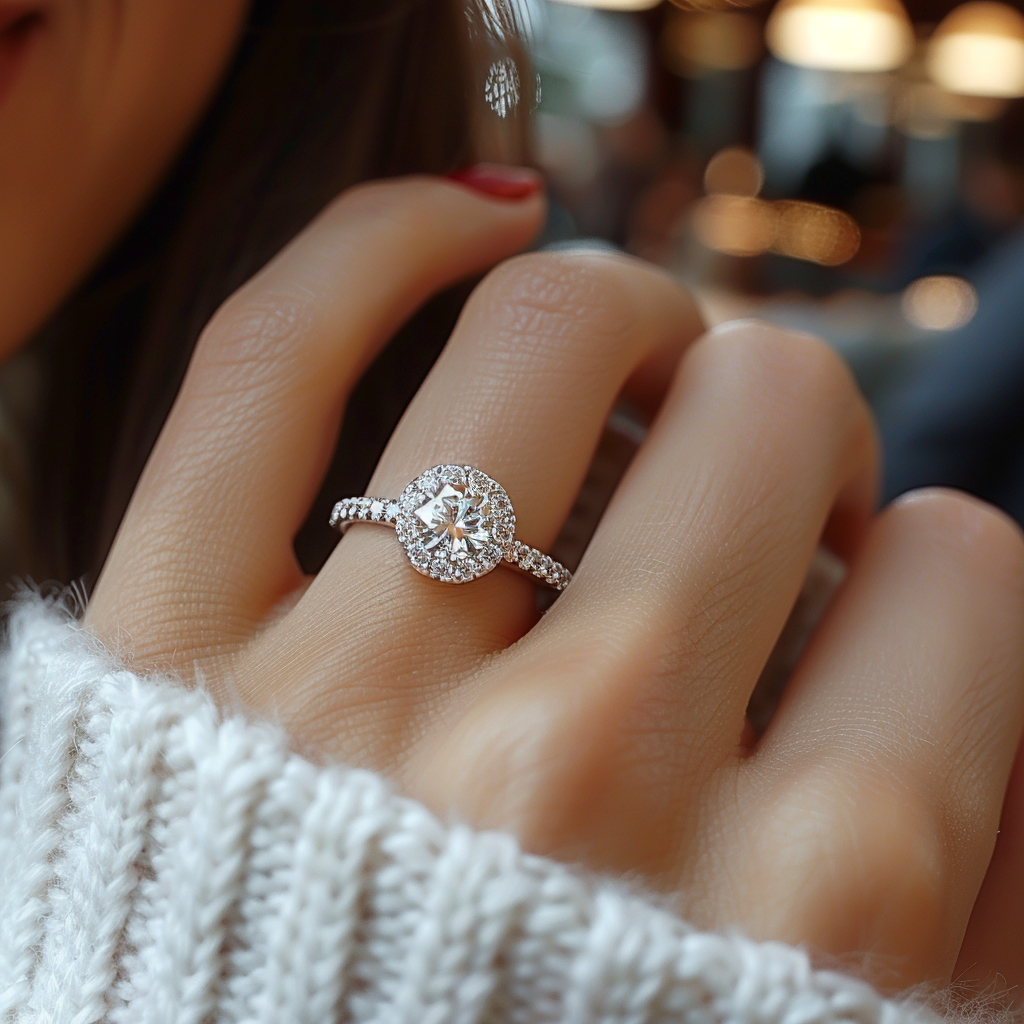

{"left": 499, "top": 0, "right": 1024, "bottom": 433}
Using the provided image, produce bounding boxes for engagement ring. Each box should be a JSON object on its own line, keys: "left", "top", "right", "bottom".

{"left": 330, "top": 464, "right": 572, "bottom": 591}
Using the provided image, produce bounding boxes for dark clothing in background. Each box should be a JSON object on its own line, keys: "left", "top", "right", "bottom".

{"left": 882, "top": 227, "right": 1024, "bottom": 527}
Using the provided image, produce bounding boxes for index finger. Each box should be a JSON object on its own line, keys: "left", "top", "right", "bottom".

{"left": 87, "top": 175, "right": 546, "bottom": 663}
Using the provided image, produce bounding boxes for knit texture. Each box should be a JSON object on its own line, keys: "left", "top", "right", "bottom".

{"left": 0, "top": 596, "right": 940, "bottom": 1024}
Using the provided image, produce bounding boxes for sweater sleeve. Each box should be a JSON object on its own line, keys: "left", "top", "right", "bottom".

{"left": 0, "top": 596, "right": 939, "bottom": 1024}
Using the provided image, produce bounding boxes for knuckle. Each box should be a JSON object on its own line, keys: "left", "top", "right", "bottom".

{"left": 705, "top": 321, "right": 855, "bottom": 401}
{"left": 754, "top": 762, "right": 951, "bottom": 951}
{"left": 194, "top": 181, "right": 440, "bottom": 378}
{"left": 851, "top": 791, "right": 950, "bottom": 945}
{"left": 197, "top": 286, "right": 318, "bottom": 381}
{"left": 330, "top": 177, "right": 477, "bottom": 248}
{"left": 466, "top": 251, "right": 652, "bottom": 360}
{"left": 334, "top": 177, "right": 405, "bottom": 213}
{"left": 330, "top": 177, "right": 430, "bottom": 233}
{"left": 695, "top": 320, "right": 868, "bottom": 438}
{"left": 889, "top": 487, "right": 1024, "bottom": 589}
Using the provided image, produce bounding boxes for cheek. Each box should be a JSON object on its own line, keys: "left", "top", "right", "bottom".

{"left": 0, "top": 0, "right": 249, "bottom": 360}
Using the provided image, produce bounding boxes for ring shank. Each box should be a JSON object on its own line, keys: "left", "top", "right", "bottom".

{"left": 330, "top": 497, "right": 572, "bottom": 591}
{"left": 330, "top": 497, "right": 399, "bottom": 531}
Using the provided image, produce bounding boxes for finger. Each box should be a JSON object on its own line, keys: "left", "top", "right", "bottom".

{"left": 266, "top": 252, "right": 704, "bottom": 757}
{"left": 954, "top": 720, "right": 1024, "bottom": 996}
{"left": 396, "top": 323, "right": 876, "bottom": 877}
{"left": 87, "top": 176, "right": 545, "bottom": 659}
{"left": 756, "top": 490, "right": 1024, "bottom": 987}
{"left": 460, "top": 323, "right": 876, "bottom": 858}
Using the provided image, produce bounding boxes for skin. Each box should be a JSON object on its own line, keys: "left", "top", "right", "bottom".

{"left": 0, "top": 0, "right": 249, "bottom": 357}
{"left": 2, "top": 2, "right": 1024, "bottom": 1002}
{"left": 83, "top": 179, "right": 1024, "bottom": 996}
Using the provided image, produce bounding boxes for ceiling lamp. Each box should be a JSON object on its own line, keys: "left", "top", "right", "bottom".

{"left": 928, "top": 2, "right": 1024, "bottom": 98}
{"left": 766, "top": 0, "right": 914, "bottom": 72}
{"left": 547, "top": 0, "right": 662, "bottom": 10}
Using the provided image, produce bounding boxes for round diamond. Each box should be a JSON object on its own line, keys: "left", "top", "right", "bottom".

{"left": 416, "top": 485, "right": 489, "bottom": 556}
{"left": 396, "top": 465, "right": 515, "bottom": 584}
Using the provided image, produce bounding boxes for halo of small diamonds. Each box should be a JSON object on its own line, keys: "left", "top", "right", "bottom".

{"left": 394, "top": 465, "right": 516, "bottom": 584}
{"left": 329, "top": 464, "right": 571, "bottom": 590}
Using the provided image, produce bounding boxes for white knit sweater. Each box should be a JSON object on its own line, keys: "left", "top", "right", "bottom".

{"left": 0, "top": 595, "right": 941, "bottom": 1024}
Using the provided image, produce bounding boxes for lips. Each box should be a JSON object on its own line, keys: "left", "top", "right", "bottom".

{"left": 0, "top": 5, "right": 44, "bottom": 110}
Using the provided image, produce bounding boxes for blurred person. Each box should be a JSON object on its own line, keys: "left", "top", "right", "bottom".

{"left": 883, "top": 226, "right": 1024, "bottom": 527}
{"left": 2, "top": 2, "right": 1024, "bottom": 1022}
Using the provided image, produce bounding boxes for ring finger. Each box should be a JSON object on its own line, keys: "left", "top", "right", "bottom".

{"left": 262, "top": 251, "right": 703, "bottom": 759}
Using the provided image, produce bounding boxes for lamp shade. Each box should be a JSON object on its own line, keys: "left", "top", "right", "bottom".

{"left": 928, "top": 2, "right": 1024, "bottom": 98}
{"left": 766, "top": 0, "right": 914, "bottom": 72}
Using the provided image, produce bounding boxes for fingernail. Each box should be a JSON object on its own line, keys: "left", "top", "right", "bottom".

{"left": 446, "top": 163, "right": 544, "bottom": 200}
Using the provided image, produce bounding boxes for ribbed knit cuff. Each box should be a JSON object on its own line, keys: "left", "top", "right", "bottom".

{"left": 0, "top": 595, "right": 939, "bottom": 1024}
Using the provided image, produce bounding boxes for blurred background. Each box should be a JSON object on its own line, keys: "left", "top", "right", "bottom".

{"left": 499, "top": 0, "right": 1024, "bottom": 522}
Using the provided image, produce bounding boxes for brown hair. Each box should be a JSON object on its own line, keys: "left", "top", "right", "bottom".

{"left": 28, "top": 0, "right": 532, "bottom": 585}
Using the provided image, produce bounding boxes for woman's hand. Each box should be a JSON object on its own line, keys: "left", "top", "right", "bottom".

{"left": 85, "top": 173, "right": 1024, "bottom": 996}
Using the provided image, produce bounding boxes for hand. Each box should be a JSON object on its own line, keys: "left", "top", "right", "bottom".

{"left": 86, "top": 173, "right": 1024, "bottom": 996}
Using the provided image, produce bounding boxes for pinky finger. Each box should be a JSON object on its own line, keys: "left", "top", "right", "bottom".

{"left": 756, "top": 489, "right": 1024, "bottom": 988}
{"left": 955, "top": 739, "right": 1024, "bottom": 999}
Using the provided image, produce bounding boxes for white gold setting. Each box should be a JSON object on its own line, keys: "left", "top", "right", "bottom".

{"left": 330, "top": 464, "right": 572, "bottom": 591}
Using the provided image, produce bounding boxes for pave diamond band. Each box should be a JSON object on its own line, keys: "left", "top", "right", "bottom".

{"left": 330, "top": 464, "right": 572, "bottom": 591}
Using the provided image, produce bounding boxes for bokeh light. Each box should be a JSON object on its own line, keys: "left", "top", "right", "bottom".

{"left": 662, "top": 10, "right": 763, "bottom": 75}
{"left": 522, "top": 0, "right": 1021, "bottom": 396}
{"left": 901, "top": 276, "right": 979, "bottom": 330}
{"left": 766, "top": 0, "right": 915, "bottom": 72}
{"left": 692, "top": 193, "right": 862, "bottom": 265}
{"left": 928, "top": 2, "right": 1024, "bottom": 99}
{"left": 773, "top": 201, "right": 862, "bottom": 265}
{"left": 704, "top": 146, "right": 765, "bottom": 196}
{"left": 692, "top": 195, "right": 778, "bottom": 256}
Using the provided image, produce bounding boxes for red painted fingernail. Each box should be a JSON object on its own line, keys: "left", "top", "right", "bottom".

{"left": 446, "top": 163, "right": 544, "bottom": 200}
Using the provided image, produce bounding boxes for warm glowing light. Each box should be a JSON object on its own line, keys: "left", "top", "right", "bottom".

{"left": 692, "top": 196, "right": 778, "bottom": 256}
{"left": 704, "top": 146, "right": 765, "bottom": 196}
{"left": 662, "top": 11, "right": 763, "bottom": 74}
{"left": 692, "top": 196, "right": 861, "bottom": 264}
{"left": 773, "top": 201, "right": 861, "bottom": 265}
{"left": 928, "top": 3, "right": 1024, "bottom": 98}
{"left": 902, "top": 276, "right": 979, "bottom": 330}
{"left": 766, "top": 0, "right": 914, "bottom": 72}
{"left": 547, "top": 0, "right": 662, "bottom": 9}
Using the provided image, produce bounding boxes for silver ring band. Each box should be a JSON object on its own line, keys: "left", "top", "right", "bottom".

{"left": 330, "top": 464, "right": 572, "bottom": 592}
